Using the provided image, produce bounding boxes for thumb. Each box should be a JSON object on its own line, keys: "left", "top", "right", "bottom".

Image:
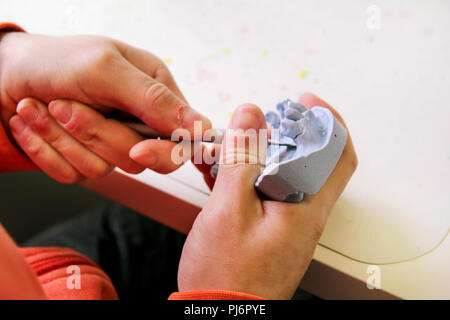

{"left": 213, "top": 104, "right": 267, "bottom": 198}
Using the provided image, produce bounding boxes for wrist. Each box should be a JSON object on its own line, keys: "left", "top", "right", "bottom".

{"left": 0, "top": 31, "right": 24, "bottom": 141}
{"left": 0, "top": 22, "right": 26, "bottom": 94}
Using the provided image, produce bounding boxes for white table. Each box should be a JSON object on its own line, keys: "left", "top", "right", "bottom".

{"left": 2, "top": 0, "right": 449, "bottom": 299}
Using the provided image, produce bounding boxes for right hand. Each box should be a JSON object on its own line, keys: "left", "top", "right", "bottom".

{"left": 178, "top": 94, "right": 357, "bottom": 299}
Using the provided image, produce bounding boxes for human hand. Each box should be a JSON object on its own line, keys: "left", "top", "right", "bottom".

{"left": 177, "top": 93, "right": 357, "bottom": 299}
{"left": 0, "top": 32, "right": 210, "bottom": 182}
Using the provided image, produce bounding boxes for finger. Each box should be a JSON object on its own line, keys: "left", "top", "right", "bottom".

{"left": 130, "top": 136, "right": 221, "bottom": 176}
{"left": 79, "top": 53, "right": 211, "bottom": 137}
{"left": 213, "top": 104, "right": 268, "bottom": 203}
{"left": 114, "top": 41, "right": 187, "bottom": 103}
{"left": 298, "top": 93, "right": 358, "bottom": 219}
{"left": 9, "top": 115, "right": 83, "bottom": 184}
{"left": 48, "top": 99, "right": 145, "bottom": 174}
{"left": 130, "top": 139, "right": 183, "bottom": 174}
{"left": 192, "top": 143, "right": 221, "bottom": 190}
{"left": 16, "top": 98, "right": 113, "bottom": 179}
{"left": 299, "top": 92, "right": 348, "bottom": 130}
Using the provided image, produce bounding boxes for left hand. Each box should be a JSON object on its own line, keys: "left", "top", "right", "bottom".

{"left": 0, "top": 32, "right": 211, "bottom": 182}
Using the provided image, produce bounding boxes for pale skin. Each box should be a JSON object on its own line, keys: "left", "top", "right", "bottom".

{"left": 0, "top": 31, "right": 211, "bottom": 182}
{"left": 0, "top": 31, "right": 357, "bottom": 299}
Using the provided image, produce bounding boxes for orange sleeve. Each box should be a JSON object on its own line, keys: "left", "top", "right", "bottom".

{"left": 168, "top": 290, "right": 266, "bottom": 300}
{"left": 0, "top": 22, "right": 25, "bottom": 33}
{"left": 0, "top": 21, "right": 44, "bottom": 300}
{"left": 0, "top": 225, "right": 47, "bottom": 299}
{"left": 0, "top": 22, "right": 38, "bottom": 173}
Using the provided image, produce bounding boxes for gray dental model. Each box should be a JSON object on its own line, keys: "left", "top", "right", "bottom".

{"left": 208, "top": 99, "right": 347, "bottom": 203}
{"left": 254, "top": 99, "right": 347, "bottom": 202}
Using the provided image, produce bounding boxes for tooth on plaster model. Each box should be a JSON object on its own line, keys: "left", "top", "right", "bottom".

{"left": 255, "top": 99, "right": 347, "bottom": 202}
{"left": 284, "top": 108, "right": 304, "bottom": 121}
{"left": 265, "top": 111, "right": 281, "bottom": 129}
{"left": 209, "top": 99, "right": 347, "bottom": 203}
{"left": 280, "top": 118, "right": 303, "bottom": 138}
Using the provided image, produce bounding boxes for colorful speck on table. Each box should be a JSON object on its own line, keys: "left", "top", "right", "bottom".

{"left": 162, "top": 58, "right": 173, "bottom": 65}
{"left": 298, "top": 70, "right": 308, "bottom": 78}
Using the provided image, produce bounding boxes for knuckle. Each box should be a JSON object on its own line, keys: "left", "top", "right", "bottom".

{"left": 60, "top": 171, "right": 82, "bottom": 184}
{"left": 154, "top": 64, "right": 172, "bottom": 83}
{"left": 65, "top": 116, "right": 98, "bottom": 144}
{"left": 83, "top": 161, "right": 112, "bottom": 179}
{"left": 21, "top": 134, "right": 43, "bottom": 159}
{"left": 30, "top": 114, "right": 54, "bottom": 137}
{"left": 25, "top": 141, "right": 43, "bottom": 160}
{"left": 99, "top": 164, "right": 114, "bottom": 177}
{"left": 310, "top": 221, "right": 325, "bottom": 243}
{"left": 144, "top": 82, "right": 171, "bottom": 111}
{"left": 349, "top": 152, "right": 358, "bottom": 173}
{"left": 77, "top": 47, "right": 119, "bottom": 75}
{"left": 92, "top": 49, "right": 117, "bottom": 67}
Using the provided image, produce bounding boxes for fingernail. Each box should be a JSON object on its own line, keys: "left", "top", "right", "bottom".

{"left": 17, "top": 101, "right": 39, "bottom": 122}
{"left": 130, "top": 146, "right": 158, "bottom": 167}
{"left": 9, "top": 116, "right": 26, "bottom": 135}
{"left": 229, "top": 105, "right": 263, "bottom": 130}
{"left": 49, "top": 100, "right": 72, "bottom": 124}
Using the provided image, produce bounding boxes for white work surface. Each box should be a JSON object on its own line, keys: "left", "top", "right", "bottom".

{"left": 2, "top": 0, "right": 449, "bottom": 299}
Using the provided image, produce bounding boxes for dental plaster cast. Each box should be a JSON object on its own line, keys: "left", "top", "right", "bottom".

{"left": 255, "top": 99, "right": 347, "bottom": 202}
{"left": 210, "top": 99, "right": 347, "bottom": 203}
